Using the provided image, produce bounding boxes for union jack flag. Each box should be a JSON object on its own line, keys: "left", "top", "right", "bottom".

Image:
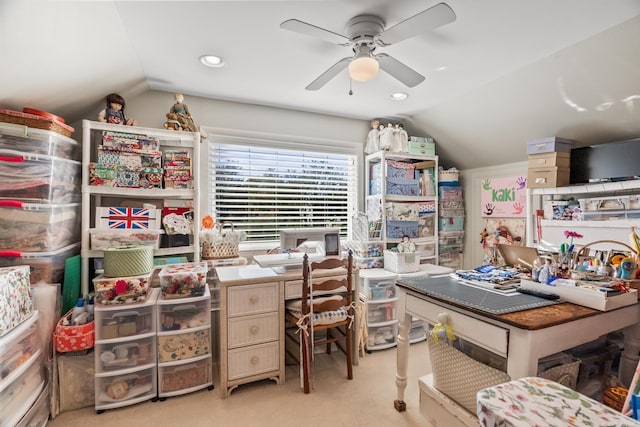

{"left": 107, "top": 207, "right": 150, "bottom": 229}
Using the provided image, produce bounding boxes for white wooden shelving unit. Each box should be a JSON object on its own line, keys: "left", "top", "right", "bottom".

{"left": 364, "top": 151, "right": 439, "bottom": 266}
{"left": 81, "top": 120, "right": 201, "bottom": 296}
{"left": 526, "top": 179, "right": 640, "bottom": 250}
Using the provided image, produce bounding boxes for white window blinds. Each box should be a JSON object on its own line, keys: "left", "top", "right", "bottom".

{"left": 208, "top": 137, "right": 357, "bottom": 243}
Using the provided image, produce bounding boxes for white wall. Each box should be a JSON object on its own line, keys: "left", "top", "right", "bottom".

{"left": 460, "top": 161, "right": 529, "bottom": 269}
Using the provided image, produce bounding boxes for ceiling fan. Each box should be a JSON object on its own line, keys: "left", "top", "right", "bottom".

{"left": 280, "top": 2, "right": 456, "bottom": 91}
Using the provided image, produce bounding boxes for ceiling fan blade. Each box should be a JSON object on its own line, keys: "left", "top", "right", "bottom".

{"left": 306, "top": 57, "right": 352, "bottom": 90}
{"left": 280, "top": 19, "right": 350, "bottom": 45}
{"left": 377, "top": 2, "right": 456, "bottom": 46}
{"left": 376, "top": 54, "right": 425, "bottom": 88}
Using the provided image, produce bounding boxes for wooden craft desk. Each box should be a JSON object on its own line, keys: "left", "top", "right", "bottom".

{"left": 393, "top": 281, "right": 640, "bottom": 412}
{"left": 214, "top": 264, "right": 359, "bottom": 398}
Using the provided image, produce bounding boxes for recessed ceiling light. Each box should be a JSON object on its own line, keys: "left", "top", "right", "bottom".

{"left": 199, "top": 55, "right": 225, "bottom": 68}
{"left": 390, "top": 92, "right": 408, "bottom": 101}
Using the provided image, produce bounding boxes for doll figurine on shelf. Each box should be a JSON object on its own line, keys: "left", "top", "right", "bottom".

{"left": 169, "top": 93, "right": 198, "bottom": 133}
{"left": 364, "top": 119, "right": 380, "bottom": 154}
{"left": 98, "top": 93, "right": 137, "bottom": 126}
{"left": 397, "top": 235, "right": 416, "bottom": 253}
{"left": 169, "top": 93, "right": 207, "bottom": 142}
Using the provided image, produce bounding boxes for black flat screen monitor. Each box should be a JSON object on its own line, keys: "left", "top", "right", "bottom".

{"left": 570, "top": 138, "right": 640, "bottom": 184}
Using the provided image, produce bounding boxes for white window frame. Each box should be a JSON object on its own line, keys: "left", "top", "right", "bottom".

{"left": 203, "top": 127, "right": 363, "bottom": 251}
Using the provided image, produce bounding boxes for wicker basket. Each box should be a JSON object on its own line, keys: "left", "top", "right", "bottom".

{"left": 383, "top": 250, "right": 420, "bottom": 273}
{"left": 427, "top": 335, "right": 510, "bottom": 414}
{"left": 569, "top": 239, "right": 640, "bottom": 297}
{"left": 200, "top": 222, "right": 240, "bottom": 260}
{"left": 0, "top": 109, "right": 74, "bottom": 137}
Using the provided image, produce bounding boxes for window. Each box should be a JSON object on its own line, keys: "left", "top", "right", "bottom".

{"left": 207, "top": 131, "right": 358, "bottom": 245}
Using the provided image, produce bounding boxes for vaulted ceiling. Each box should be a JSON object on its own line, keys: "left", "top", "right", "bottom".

{"left": 2, "top": 0, "right": 640, "bottom": 169}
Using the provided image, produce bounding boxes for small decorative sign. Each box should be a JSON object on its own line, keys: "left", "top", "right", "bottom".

{"left": 480, "top": 175, "right": 527, "bottom": 217}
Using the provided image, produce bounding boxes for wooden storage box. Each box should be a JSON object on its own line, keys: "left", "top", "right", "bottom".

{"left": 527, "top": 166, "right": 570, "bottom": 188}
{"left": 528, "top": 152, "right": 571, "bottom": 168}
{"left": 527, "top": 137, "right": 574, "bottom": 154}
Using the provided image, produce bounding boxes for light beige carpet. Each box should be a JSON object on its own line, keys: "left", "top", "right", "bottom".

{"left": 49, "top": 341, "right": 432, "bottom": 427}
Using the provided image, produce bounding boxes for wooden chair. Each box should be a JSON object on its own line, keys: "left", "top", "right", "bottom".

{"left": 285, "top": 251, "right": 354, "bottom": 393}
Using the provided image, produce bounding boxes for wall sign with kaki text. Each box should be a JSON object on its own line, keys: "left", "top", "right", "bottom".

{"left": 480, "top": 175, "right": 527, "bottom": 217}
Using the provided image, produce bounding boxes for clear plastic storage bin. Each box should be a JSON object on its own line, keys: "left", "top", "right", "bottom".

{"left": 0, "top": 122, "right": 80, "bottom": 160}
{"left": 0, "top": 243, "right": 79, "bottom": 284}
{"left": 0, "top": 149, "right": 81, "bottom": 203}
{"left": 0, "top": 201, "right": 80, "bottom": 252}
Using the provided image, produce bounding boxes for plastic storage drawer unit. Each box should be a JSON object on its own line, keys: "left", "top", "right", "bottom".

{"left": 95, "top": 335, "right": 156, "bottom": 373}
{"left": 0, "top": 149, "right": 81, "bottom": 203}
{"left": 94, "top": 366, "right": 157, "bottom": 409}
{"left": 94, "top": 301, "right": 156, "bottom": 341}
{"left": 158, "top": 357, "right": 212, "bottom": 395}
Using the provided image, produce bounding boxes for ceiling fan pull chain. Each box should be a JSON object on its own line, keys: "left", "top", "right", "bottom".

{"left": 349, "top": 77, "right": 353, "bottom": 96}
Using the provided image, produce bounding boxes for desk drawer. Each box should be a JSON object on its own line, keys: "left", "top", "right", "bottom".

{"left": 227, "top": 282, "right": 278, "bottom": 317}
{"left": 406, "top": 295, "right": 509, "bottom": 357}
{"left": 228, "top": 312, "right": 279, "bottom": 349}
{"left": 228, "top": 341, "right": 279, "bottom": 380}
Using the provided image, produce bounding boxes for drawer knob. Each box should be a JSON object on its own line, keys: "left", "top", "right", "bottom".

{"left": 249, "top": 295, "right": 259, "bottom": 304}
{"left": 250, "top": 325, "right": 259, "bottom": 335}
{"left": 250, "top": 356, "right": 259, "bottom": 365}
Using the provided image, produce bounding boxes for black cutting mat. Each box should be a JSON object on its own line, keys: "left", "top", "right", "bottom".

{"left": 396, "top": 275, "right": 559, "bottom": 315}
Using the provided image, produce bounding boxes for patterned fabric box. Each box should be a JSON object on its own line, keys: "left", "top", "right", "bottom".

{"left": 386, "top": 160, "right": 417, "bottom": 179}
{"left": 385, "top": 202, "right": 420, "bottom": 221}
{"left": 386, "top": 220, "right": 419, "bottom": 238}
{"left": 97, "top": 207, "right": 161, "bottom": 230}
{"left": 0, "top": 265, "right": 34, "bottom": 337}
{"left": 92, "top": 273, "right": 151, "bottom": 305}
{"left": 97, "top": 146, "right": 162, "bottom": 169}
{"left": 386, "top": 177, "right": 421, "bottom": 196}
{"left": 101, "top": 131, "right": 160, "bottom": 152}
{"left": 158, "top": 328, "right": 210, "bottom": 362}
{"left": 439, "top": 217, "right": 464, "bottom": 232}
{"left": 89, "top": 163, "right": 118, "bottom": 187}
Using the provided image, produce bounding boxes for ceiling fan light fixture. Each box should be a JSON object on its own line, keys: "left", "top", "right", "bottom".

{"left": 349, "top": 56, "right": 379, "bottom": 82}
{"left": 199, "top": 54, "right": 225, "bottom": 68}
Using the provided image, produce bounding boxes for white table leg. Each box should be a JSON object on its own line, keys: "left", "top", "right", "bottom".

{"left": 395, "top": 312, "right": 412, "bottom": 411}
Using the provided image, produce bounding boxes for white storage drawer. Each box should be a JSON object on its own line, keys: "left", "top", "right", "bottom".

{"left": 367, "top": 323, "right": 398, "bottom": 348}
{"left": 227, "top": 282, "right": 278, "bottom": 317}
{"left": 0, "top": 312, "right": 39, "bottom": 383}
{"left": 406, "top": 295, "right": 509, "bottom": 357}
{"left": 16, "top": 382, "right": 50, "bottom": 427}
{"left": 367, "top": 299, "right": 397, "bottom": 324}
{"left": 95, "top": 304, "right": 155, "bottom": 341}
{"left": 0, "top": 351, "right": 44, "bottom": 426}
{"left": 95, "top": 335, "right": 156, "bottom": 373}
{"left": 364, "top": 279, "right": 396, "bottom": 301}
{"left": 158, "top": 326, "right": 210, "bottom": 363}
{"left": 228, "top": 312, "right": 279, "bottom": 349}
{"left": 157, "top": 296, "right": 210, "bottom": 332}
{"left": 95, "top": 367, "right": 156, "bottom": 407}
{"left": 159, "top": 357, "right": 212, "bottom": 394}
{"left": 228, "top": 341, "right": 279, "bottom": 380}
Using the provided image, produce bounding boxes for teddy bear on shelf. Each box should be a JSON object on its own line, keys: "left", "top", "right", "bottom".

{"left": 163, "top": 113, "right": 182, "bottom": 131}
